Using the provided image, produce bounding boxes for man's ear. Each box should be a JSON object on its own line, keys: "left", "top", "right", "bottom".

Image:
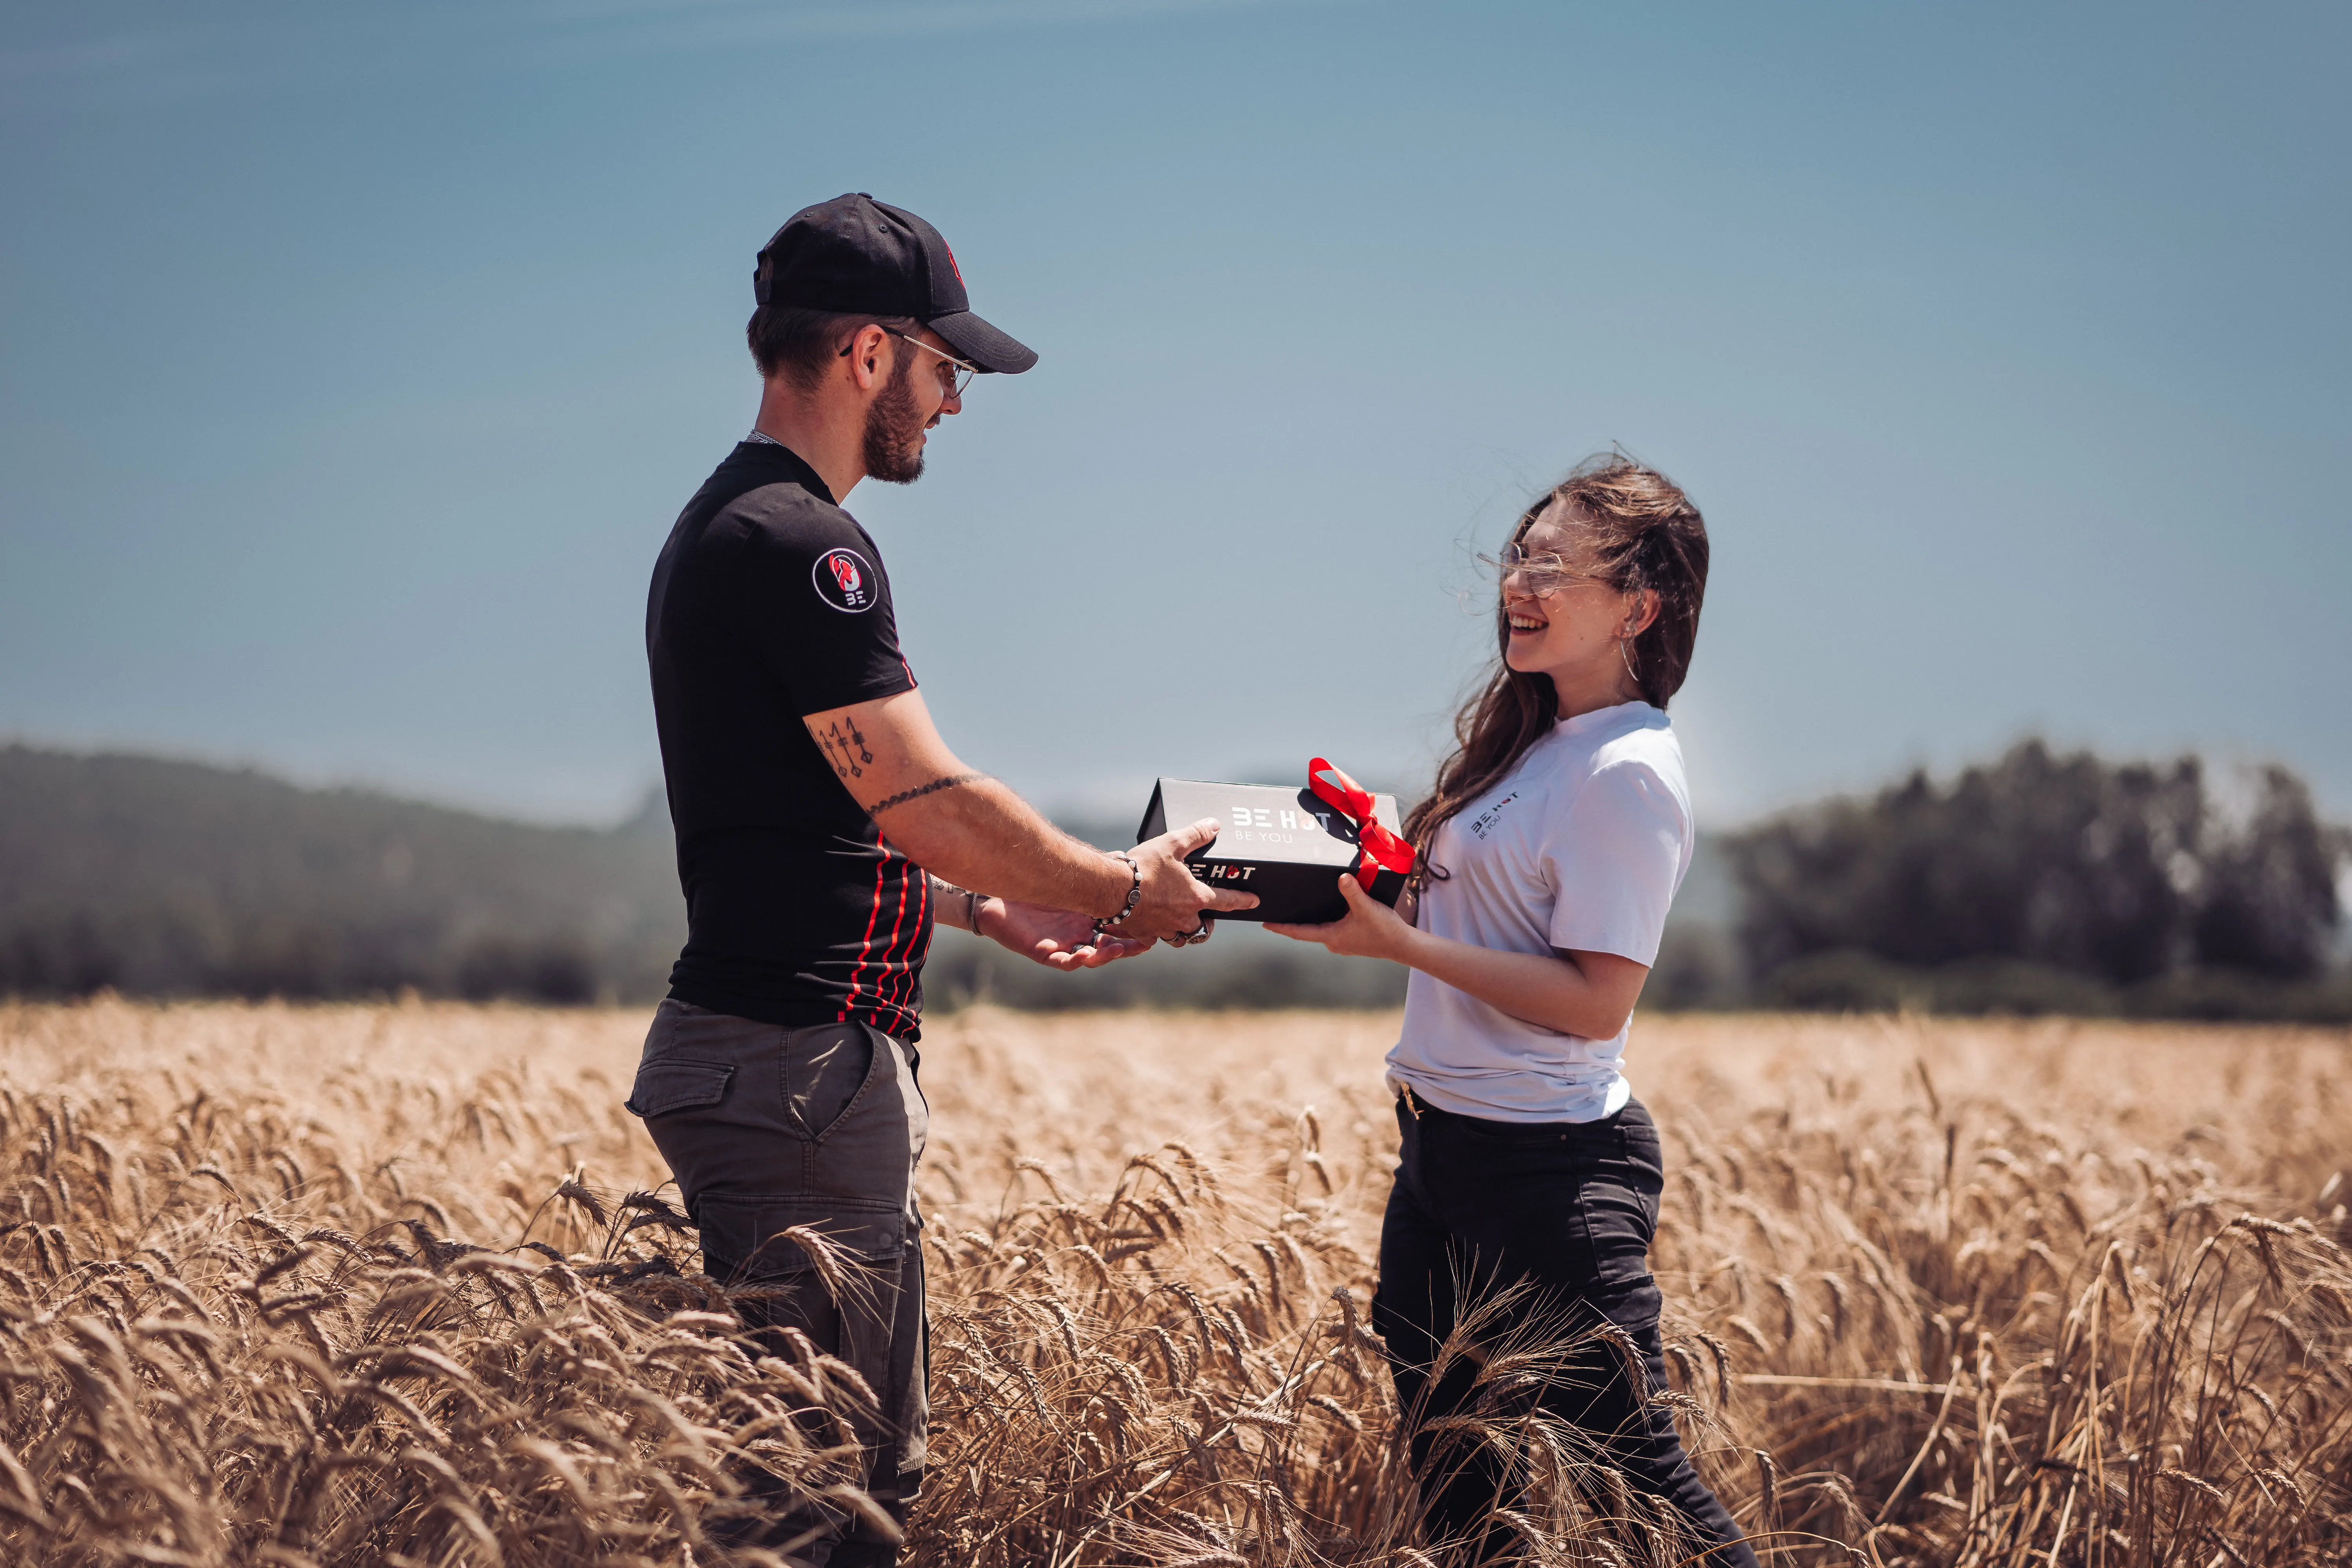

{"left": 842, "top": 323, "right": 893, "bottom": 393}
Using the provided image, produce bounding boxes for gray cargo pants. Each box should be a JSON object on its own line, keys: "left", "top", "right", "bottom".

{"left": 625, "top": 998, "right": 928, "bottom": 1567}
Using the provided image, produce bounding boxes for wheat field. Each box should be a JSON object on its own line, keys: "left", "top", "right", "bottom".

{"left": 2, "top": 999, "right": 2348, "bottom": 1566}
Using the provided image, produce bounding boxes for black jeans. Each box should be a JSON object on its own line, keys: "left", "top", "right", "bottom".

{"left": 626, "top": 1000, "right": 929, "bottom": 1568}
{"left": 1374, "top": 1095, "right": 1757, "bottom": 1567}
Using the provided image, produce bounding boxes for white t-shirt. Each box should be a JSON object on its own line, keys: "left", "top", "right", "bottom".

{"left": 1386, "top": 701, "right": 1693, "bottom": 1123}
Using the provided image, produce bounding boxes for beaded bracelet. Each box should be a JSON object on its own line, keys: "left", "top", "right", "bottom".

{"left": 1093, "top": 851, "right": 1142, "bottom": 933}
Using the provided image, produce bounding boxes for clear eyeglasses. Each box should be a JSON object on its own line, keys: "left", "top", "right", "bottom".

{"left": 887, "top": 331, "right": 980, "bottom": 399}
{"left": 1475, "top": 544, "right": 1604, "bottom": 599}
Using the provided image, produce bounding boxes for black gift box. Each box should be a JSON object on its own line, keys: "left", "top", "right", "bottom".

{"left": 1135, "top": 777, "right": 1410, "bottom": 924}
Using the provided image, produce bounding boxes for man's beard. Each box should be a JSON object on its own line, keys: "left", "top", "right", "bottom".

{"left": 862, "top": 356, "right": 927, "bottom": 485}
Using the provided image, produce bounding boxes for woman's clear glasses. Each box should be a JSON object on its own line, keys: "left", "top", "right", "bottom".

{"left": 1477, "top": 544, "right": 1602, "bottom": 599}
{"left": 888, "top": 331, "right": 979, "bottom": 398}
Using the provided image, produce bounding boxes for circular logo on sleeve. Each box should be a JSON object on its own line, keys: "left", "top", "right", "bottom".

{"left": 812, "top": 547, "right": 878, "bottom": 612}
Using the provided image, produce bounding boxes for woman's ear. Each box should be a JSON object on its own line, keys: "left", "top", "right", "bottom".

{"left": 1624, "top": 588, "right": 1662, "bottom": 639}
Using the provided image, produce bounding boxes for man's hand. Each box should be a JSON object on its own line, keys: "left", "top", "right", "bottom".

{"left": 979, "top": 898, "right": 1152, "bottom": 970}
{"left": 1122, "top": 818, "right": 1260, "bottom": 941}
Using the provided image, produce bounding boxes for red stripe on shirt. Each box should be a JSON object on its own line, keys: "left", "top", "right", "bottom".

{"left": 889, "top": 865, "right": 931, "bottom": 1027}
{"left": 840, "top": 850, "right": 889, "bottom": 1022}
{"left": 878, "top": 858, "right": 912, "bottom": 1019}
{"left": 883, "top": 854, "right": 930, "bottom": 1031}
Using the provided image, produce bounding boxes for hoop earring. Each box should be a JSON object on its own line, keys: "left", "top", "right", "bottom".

{"left": 1619, "top": 633, "right": 1641, "bottom": 689}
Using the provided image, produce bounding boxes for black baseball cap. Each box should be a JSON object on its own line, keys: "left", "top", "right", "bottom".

{"left": 753, "top": 193, "right": 1037, "bottom": 375}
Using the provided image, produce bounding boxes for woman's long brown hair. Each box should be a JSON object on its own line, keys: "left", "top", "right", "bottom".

{"left": 1402, "top": 454, "right": 1709, "bottom": 880}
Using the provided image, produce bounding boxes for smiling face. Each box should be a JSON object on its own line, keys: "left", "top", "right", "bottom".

{"left": 1499, "top": 502, "right": 1660, "bottom": 716}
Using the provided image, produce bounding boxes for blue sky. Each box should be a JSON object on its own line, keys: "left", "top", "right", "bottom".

{"left": 2, "top": 0, "right": 2346, "bottom": 827}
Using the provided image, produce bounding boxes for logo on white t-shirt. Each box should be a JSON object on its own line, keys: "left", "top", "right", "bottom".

{"left": 1466, "top": 791, "right": 1523, "bottom": 840}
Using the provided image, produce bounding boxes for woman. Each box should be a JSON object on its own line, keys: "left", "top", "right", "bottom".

{"left": 1268, "top": 454, "right": 1755, "bottom": 1566}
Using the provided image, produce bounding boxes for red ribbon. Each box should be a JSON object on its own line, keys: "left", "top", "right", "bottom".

{"left": 1308, "top": 757, "right": 1417, "bottom": 889}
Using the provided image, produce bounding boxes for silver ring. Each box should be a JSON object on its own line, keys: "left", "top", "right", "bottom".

{"left": 1178, "top": 917, "right": 1213, "bottom": 947}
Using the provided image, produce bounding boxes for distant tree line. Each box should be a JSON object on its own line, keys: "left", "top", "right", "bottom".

{"left": 1719, "top": 740, "right": 2350, "bottom": 1019}
{"left": 3, "top": 740, "right": 2344, "bottom": 1017}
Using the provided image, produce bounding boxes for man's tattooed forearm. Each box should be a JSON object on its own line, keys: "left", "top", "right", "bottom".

{"left": 869, "top": 772, "right": 988, "bottom": 815}
{"left": 929, "top": 875, "right": 986, "bottom": 932}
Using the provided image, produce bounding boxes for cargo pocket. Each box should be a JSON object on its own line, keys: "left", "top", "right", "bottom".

{"left": 694, "top": 1195, "right": 906, "bottom": 1281}
{"left": 625, "top": 1059, "right": 735, "bottom": 1119}
{"left": 781, "top": 1022, "right": 877, "bottom": 1142}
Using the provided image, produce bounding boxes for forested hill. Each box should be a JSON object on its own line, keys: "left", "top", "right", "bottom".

{"left": 0, "top": 746, "right": 683, "bottom": 1002}
{"left": 0, "top": 746, "right": 1430, "bottom": 1010}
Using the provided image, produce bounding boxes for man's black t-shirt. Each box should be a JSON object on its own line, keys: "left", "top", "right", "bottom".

{"left": 646, "top": 440, "right": 932, "bottom": 1040}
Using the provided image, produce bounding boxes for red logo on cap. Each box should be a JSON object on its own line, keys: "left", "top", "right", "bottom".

{"left": 943, "top": 243, "right": 964, "bottom": 285}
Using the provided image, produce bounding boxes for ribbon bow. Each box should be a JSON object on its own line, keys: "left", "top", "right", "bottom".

{"left": 1308, "top": 757, "right": 1417, "bottom": 889}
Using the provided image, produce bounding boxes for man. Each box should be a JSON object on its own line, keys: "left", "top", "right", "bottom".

{"left": 632, "top": 193, "right": 1253, "bottom": 1564}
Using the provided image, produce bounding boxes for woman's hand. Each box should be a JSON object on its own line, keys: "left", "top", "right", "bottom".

{"left": 978, "top": 897, "right": 1152, "bottom": 970}
{"left": 1271, "top": 876, "right": 1650, "bottom": 1036}
{"left": 1265, "top": 874, "right": 1418, "bottom": 962}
